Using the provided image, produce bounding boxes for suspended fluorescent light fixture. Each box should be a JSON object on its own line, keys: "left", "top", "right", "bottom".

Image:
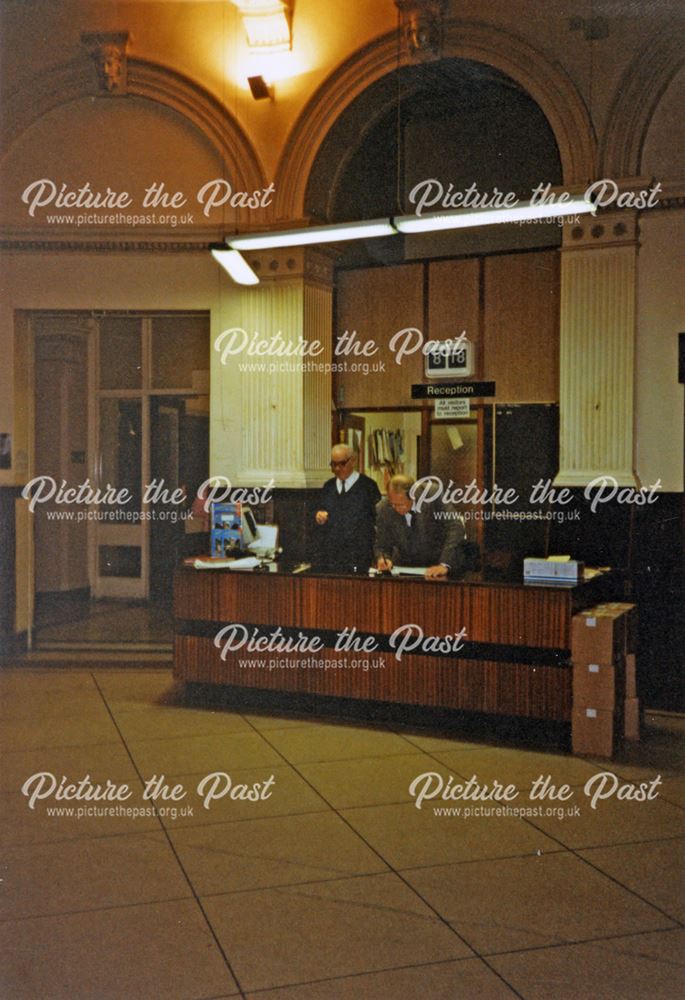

{"left": 211, "top": 247, "right": 260, "bottom": 285}
{"left": 213, "top": 196, "right": 597, "bottom": 281}
{"left": 229, "top": 218, "right": 398, "bottom": 250}
{"left": 394, "top": 196, "right": 595, "bottom": 234}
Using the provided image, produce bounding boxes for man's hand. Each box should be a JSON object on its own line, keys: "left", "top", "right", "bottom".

{"left": 315, "top": 510, "right": 329, "bottom": 525}
{"left": 425, "top": 564, "right": 448, "bottom": 579}
{"left": 376, "top": 556, "right": 393, "bottom": 572}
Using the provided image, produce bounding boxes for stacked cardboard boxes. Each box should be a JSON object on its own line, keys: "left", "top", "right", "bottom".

{"left": 571, "top": 602, "right": 638, "bottom": 757}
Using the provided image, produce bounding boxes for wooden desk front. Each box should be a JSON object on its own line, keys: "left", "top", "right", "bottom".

{"left": 173, "top": 569, "right": 611, "bottom": 722}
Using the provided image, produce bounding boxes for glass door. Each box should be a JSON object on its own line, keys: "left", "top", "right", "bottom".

{"left": 93, "top": 317, "right": 148, "bottom": 598}
{"left": 92, "top": 312, "right": 210, "bottom": 600}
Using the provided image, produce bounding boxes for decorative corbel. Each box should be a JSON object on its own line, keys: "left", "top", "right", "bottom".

{"left": 395, "top": 0, "right": 447, "bottom": 60}
{"left": 81, "top": 32, "right": 130, "bottom": 95}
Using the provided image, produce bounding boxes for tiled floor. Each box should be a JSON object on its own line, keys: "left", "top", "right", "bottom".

{"left": 0, "top": 666, "right": 683, "bottom": 999}
{"left": 34, "top": 599, "right": 173, "bottom": 651}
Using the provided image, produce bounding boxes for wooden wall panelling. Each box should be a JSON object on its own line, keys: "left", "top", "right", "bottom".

{"left": 427, "top": 257, "right": 482, "bottom": 376}
{"left": 484, "top": 250, "right": 560, "bottom": 402}
{"left": 335, "top": 264, "right": 424, "bottom": 408}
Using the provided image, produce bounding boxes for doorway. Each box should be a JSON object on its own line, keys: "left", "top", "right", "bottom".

{"left": 29, "top": 311, "right": 210, "bottom": 649}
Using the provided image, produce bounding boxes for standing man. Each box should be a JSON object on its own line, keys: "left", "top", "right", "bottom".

{"left": 375, "top": 474, "right": 467, "bottom": 578}
{"left": 314, "top": 444, "right": 381, "bottom": 573}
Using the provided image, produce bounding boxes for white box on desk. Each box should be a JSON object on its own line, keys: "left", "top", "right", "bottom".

{"left": 524, "top": 558, "right": 584, "bottom": 582}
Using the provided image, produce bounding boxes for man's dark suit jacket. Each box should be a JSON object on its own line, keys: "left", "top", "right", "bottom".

{"left": 315, "top": 473, "right": 381, "bottom": 572}
{"left": 374, "top": 499, "right": 467, "bottom": 574}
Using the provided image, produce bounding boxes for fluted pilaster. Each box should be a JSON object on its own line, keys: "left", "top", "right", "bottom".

{"left": 211, "top": 247, "right": 334, "bottom": 488}
{"left": 555, "top": 213, "right": 639, "bottom": 487}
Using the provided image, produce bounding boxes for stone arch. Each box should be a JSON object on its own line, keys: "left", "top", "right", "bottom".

{"left": 275, "top": 19, "right": 597, "bottom": 220}
{"left": 1, "top": 56, "right": 266, "bottom": 194}
{"left": 600, "top": 26, "right": 685, "bottom": 178}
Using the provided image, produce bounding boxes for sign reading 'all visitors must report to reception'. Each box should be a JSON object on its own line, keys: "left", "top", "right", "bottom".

{"left": 411, "top": 381, "right": 496, "bottom": 399}
{"left": 435, "top": 398, "right": 470, "bottom": 419}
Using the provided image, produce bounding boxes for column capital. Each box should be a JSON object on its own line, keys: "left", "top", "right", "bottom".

{"left": 562, "top": 210, "right": 639, "bottom": 252}
{"left": 241, "top": 246, "right": 337, "bottom": 289}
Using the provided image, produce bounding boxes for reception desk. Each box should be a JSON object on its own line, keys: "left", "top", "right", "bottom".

{"left": 173, "top": 567, "right": 614, "bottom": 723}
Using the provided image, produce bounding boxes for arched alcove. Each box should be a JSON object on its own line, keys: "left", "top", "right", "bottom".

{"left": 303, "top": 56, "right": 563, "bottom": 264}
{"left": 1, "top": 56, "right": 266, "bottom": 225}
{"left": 1, "top": 94, "right": 231, "bottom": 230}
{"left": 276, "top": 19, "right": 596, "bottom": 220}
{"left": 601, "top": 26, "right": 685, "bottom": 178}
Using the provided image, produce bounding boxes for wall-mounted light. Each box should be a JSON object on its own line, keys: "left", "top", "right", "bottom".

{"left": 230, "top": 0, "right": 292, "bottom": 53}
{"left": 248, "top": 74, "right": 273, "bottom": 100}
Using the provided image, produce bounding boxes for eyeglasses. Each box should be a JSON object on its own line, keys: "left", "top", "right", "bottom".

{"left": 330, "top": 458, "right": 352, "bottom": 468}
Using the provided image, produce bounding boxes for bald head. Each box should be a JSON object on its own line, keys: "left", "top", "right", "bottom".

{"left": 330, "top": 443, "right": 355, "bottom": 481}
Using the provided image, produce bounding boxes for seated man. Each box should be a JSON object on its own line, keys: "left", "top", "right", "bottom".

{"left": 314, "top": 444, "right": 381, "bottom": 573}
{"left": 375, "top": 473, "right": 467, "bottom": 578}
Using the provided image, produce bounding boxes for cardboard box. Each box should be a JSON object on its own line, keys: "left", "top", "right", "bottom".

{"left": 573, "top": 658, "right": 625, "bottom": 710}
{"left": 625, "top": 652, "right": 637, "bottom": 700}
{"left": 595, "top": 602, "right": 638, "bottom": 654}
{"left": 571, "top": 607, "right": 625, "bottom": 666}
{"left": 572, "top": 706, "right": 620, "bottom": 758}
{"left": 624, "top": 697, "right": 641, "bottom": 740}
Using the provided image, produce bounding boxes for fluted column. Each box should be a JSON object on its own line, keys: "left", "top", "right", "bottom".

{"left": 555, "top": 212, "right": 639, "bottom": 487}
{"left": 211, "top": 247, "right": 334, "bottom": 488}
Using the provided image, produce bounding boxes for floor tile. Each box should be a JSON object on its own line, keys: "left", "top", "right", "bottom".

{"left": 37, "top": 600, "right": 173, "bottom": 645}
{"left": 658, "top": 776, "right": 685, "bottom": 809}
{"left": 0, "top": 778, "right": 160, "bottom": 847}
{"left": 644, "top": 713, "right": 685, "bottom": 735}
{"left": 203, "top": 872, "right": 472, "bottom": 991}
{"left": 0, "top": 712, "right": 120, "bottom": 752}
{"left": 525, "top": 790, "right": 685, "bottom": 849}
{"left": 262, "top": 724, "right": 421, "bottom": 764}
{"left": 429, "top": 746, "right": 606, "bottom": 791}
{"left": 403, "top": 852, "right": 675, "bottom": 954}
{"left": 0, "top": 670, "right": 96, "bottom": 694}
{"left": 157, "top": 765, "right": 328, "bottom": 827}
{"left": 126, "top": 730, "right": 283, "bottom": 777}
{"left": 110, "top": 704, "right": 253, "bottom": 740}
{"left": 397, "top": 731, "right": 485, "bottom": 753}
{"left": 0, "top": 687, "right": 109, "bottom": 721}
{"left": 242, "top": 712, "right": 328, "bottom": 732}
{"left": 0, "top": 742, "right": 140, "bottom": 794}
{"left": 93, "top": 670, "right": 180, "bottom": 709}
{"left": 244, "top": 957, "right": 519, "bottom": 999}
{"left": 598, "top": 723, "right": 685, "bottom": 779}
{"left": 0, "top": 898, "right": 238, "bottom": 999}
{"left": 578, "top": 838, "right": 685, "bottom": 921}
{"left": 489, "top": 928, "right": 685, "bottom": 1000}
{"left": 171, "top": 811, "right": 387, "bottom": 894}
{"left": 342, "top": 801, "right": 561, "bottom": 869}
{"left": 297, "top": 754, "right": 433, "bottom": 809}
{"left": 0, "top": 831, "right": 191, "bottom": 919}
